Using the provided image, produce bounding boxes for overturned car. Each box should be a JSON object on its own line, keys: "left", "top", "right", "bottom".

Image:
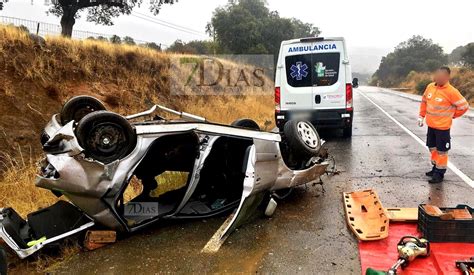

{"left": 0, "top": 96, "right": 329, "bottom": 259}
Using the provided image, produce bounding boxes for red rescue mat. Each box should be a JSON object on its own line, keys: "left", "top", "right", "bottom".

{"left": 359, "top": 223, "right": 474, "bottom": 274}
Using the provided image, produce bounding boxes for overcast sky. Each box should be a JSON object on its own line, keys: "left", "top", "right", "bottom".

{"left": 1, "top": 0, "right": 473, "bottom": 73}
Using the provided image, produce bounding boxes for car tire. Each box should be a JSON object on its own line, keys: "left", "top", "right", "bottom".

{"left": 60, "top": 95, "right": 106, "bottom": 125}
{"left": 76, "top": 111, "right": 136, "bottom": 164}
{"left": 343, "top": 126, "right": 352, "bottom": 138}
{"left": 284, "top": 120, "right": 321, "bottom": 158}
{"left": 231, "top": 118, "right": 260, "bottom": 130}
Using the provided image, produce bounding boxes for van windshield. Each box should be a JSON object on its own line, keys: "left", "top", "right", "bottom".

{"left": 285, "top": 53, "right": 340, "bottom": 87}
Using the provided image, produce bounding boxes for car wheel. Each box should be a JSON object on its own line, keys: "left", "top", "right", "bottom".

{"left": 284, "top": 120, "right": 321, "bottom": 158}
{"left": 231, "top": 118, "right": 260, "bottom": 130}
{"left": 76, "top": 111, "right": 136, "bottom": 164}
{"left": 343, "top": 126, "right": 352, "bottom": 138}
{"left": 60, "top": 95, "right": 106, "bottom": 125}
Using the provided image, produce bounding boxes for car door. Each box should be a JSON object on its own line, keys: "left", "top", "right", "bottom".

{"left": 220, "top": 140, "right": 279, "bottom": 240}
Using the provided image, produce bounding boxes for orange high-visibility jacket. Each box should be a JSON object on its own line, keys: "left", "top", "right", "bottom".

{"left": 419, "top": 82, "right": 469, "bottom": 130}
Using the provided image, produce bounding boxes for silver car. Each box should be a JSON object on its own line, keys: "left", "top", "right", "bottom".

{"left": 0, "top": 96, "right": 329, "bottom": 259}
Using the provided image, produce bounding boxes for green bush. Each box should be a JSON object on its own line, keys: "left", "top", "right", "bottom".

{"left": 416, "top": 79, "right": 432, "bottom": 94}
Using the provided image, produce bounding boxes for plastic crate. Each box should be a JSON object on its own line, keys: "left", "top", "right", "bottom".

{"left": 418, "top": 204, "right": 474, "bottom": 243}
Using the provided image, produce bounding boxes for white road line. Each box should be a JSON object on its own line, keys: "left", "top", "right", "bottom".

{"left": 358, "top": 90, "right": 474, "bottom": 188}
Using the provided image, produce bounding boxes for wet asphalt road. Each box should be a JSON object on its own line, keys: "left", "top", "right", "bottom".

{"left": 51, "top": 86, "right": 474, "bottom": 274}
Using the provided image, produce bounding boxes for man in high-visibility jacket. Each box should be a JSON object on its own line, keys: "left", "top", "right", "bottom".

{"left": 418, "top": 66, "right": 469, "bottom": 183}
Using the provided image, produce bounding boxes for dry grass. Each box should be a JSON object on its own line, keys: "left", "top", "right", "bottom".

{"left": 0, "top": 24, "right": 275, "bottom": 272}
{"left": 400, "top": 68, "right": 474, "bottom": 106}
{"left": 0, "top": 151, "right": 65, "bottom": 273}
{"left": 0, "top": 152, "right": 58, "bottom": 218}
{"left": 6, "top": 238, "right": 81, "bottom": 274}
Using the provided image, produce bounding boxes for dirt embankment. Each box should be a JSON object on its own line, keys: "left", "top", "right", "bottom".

{"left": 0, "top": 25, "right": 275, "bottom": 167}
{"left": 398, "top": 68, "right": 474, "bottom": 106}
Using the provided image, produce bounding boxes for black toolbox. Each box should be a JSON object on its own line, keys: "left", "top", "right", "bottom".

{"left": 418, "top": 204, "right": 474, "bottom": 243}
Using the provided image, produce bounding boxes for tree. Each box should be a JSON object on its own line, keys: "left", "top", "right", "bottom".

{"left": 96, "top": 36, "right": 109, "bottom": 41}
{"left": 123, "top": 36, "right": 136, "bottom": 45}
{"left": 373, "top": 35, "right": 447, "bottom": 86}
{"left": 167, "top": 39, "right": 216, "bottom": 54}
{"left": 449, "top": 45, "right": 466, "bottom": 65}
{"left": 291, "top": 18, "right": 320, "bottom": 39}
{"left": 461, "top": 43, "right": 474, "bottom": 68}
{"left": 48, "top": 0, "right": 176, "bottom": 37}
{"left": 143, "top": 42, "right": 162, "bottom": 51}
{"left": 167, "top": 40, "right": 192, "bottom": 53}
{"left": 109, "top": 34, "right": 121, "bottom": 44}
{"left": 209, "top": 0, "right": 320, "bottom": 57}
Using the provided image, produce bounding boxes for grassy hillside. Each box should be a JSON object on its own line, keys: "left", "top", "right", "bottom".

{"left": 0, "top": 24, "right": 275, "bottom": 272}
{"left": 398, "top": 68, "right": 474, "bottom": 106}
{"left": 0, "top": 24, "right": 274, "bottom": 217}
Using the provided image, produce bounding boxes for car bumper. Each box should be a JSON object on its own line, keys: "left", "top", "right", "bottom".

{"left": 275, "top": 109, "right": 353, "bottom": 129}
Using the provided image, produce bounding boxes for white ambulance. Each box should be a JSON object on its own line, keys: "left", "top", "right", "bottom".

{"left": 274, "top": 37, "right": 358, "bottom": 137}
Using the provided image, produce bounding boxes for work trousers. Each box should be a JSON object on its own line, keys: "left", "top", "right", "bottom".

{"left": 426, "top": 127, "right": 451, "bottom": 174}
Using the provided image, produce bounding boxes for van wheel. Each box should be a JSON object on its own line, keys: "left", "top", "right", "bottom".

{"left": 61, "top": 96, "right": 106, "bottom": 125}
{"left": 284, "top": 120, "right": 321, "bottom": 158}
{"left": 231, "top": 119, "right": 260, "bottom": 130}
{"left": 76, "top": 111, "right": 136, "bottom": 164}
{"left": 343, "top": 126, "right": 352, "bottom": 138}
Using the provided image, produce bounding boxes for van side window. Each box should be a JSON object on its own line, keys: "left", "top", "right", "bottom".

{"left": 285, "top": 53, "right": 340, "bottom": 87}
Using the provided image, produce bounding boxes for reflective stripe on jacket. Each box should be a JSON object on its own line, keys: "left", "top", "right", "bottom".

{"left": 419, "top": 82, "right": 469, "bottom": 130}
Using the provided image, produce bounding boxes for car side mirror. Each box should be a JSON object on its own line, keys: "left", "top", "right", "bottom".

{"left": 352, "top": 78, "right": 359, "bottom": 88}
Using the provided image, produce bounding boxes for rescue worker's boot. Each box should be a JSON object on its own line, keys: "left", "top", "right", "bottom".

{"left": 428, "top": 172, "right": 444, "bottom": 184}
{"left": 425, "top": 166, "right": 436, "bottom": 177}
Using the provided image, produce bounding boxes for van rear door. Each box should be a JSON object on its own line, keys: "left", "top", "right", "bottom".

{"left": 280, "top": 42, "right": 315, "bottom": 110}
{"left": 310, "top": 41, "right": 346, "bottom": 110}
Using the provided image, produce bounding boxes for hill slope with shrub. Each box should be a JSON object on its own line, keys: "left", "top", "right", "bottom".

{"left": 0, "top": 24, "right": 274, "bottom": 217}
{"left": 0, "top": 25, "right": 275, "bottom": 164}
{"left": 399, "top": 68, "right": 474, "bottom": 105}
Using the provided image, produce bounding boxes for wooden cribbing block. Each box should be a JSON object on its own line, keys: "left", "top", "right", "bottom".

{"left": 84, "top": 230, "right": 117, "bottom": 251}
